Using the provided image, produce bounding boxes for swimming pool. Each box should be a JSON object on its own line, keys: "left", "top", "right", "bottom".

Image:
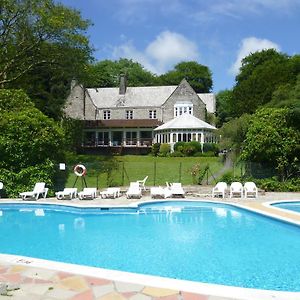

{"left": 0, "top": 201, "right": 300, "bottom": 291}
{"left": 273, "top": 201, "right": 300, "bottom": 214}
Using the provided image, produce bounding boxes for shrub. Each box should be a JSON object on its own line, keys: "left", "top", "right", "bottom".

{"left": 203, "top": 143, "right": 219, "bottom": 155}
{"left": 255, "top": 177, "right": 300, "bottom": 192}
{"left": 151, "top": 143, "right": 160, "bottom": 156}
{"left": 174, "top": 142, "right": 185, "bottom": 152}
{"left": 182, "top": 141, "right": 202, "bottom": 156}
{"left": 169, "top": 151, "right": 184, "bottom": 157}
{"left": 158, "top": 143, "right": 171, "bottom": 157}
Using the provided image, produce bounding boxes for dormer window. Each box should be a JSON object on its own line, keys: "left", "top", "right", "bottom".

{"left": 126, "top": 110, "right": 133, "bottom": 119}
{"left": 103, "top": 110, "right": 111, "bottom": 120}
{"left": 149, "top": 110, "right": 157, "bottom": 119}
{"left": 174, "top": 103, "right": 193, "bottom": 117}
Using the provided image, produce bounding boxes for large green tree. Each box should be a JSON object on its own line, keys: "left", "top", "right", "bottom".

{"left": 0, "top": 0, "right": 92, "bottom": 118}
{"left": 0, "top": 89, "right": 65, "bottom": 196}
{"left": 159, "top": 61, "right": 212, "bottom": 93}
{"left": 215, "top": 89, "right": 233, "bottom": 126}
{"left": 231, "top": 50, "right": 300, "bottom": 117}
{"left": 241, "top": 108, "right": 300, "bottom": 180}
{"left": 85, "top": 58, "right": 157, "bottom": 87}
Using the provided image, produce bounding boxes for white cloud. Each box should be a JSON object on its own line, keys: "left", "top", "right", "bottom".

{"left": 229, "top": 37, "right": 280, "bottom": 75}
{"left": 112, "top": 31, "right": 199, "bottom": 74}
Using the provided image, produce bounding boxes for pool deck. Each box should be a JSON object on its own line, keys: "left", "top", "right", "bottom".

{"left": 1, "top": 187, "right": 300, "bottom": 300}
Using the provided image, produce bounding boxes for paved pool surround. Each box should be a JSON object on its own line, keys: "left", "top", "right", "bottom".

{"left": 0, "top": 188, "right": 300, "bottom": 300}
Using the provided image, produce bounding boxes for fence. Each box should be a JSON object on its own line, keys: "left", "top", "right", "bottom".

{"left": 54, "top": 159, "right": 224, "bottom": 191}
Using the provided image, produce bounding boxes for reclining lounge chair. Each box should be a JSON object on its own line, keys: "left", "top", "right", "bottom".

{"left": 126, "top": 182, "right": 142, "bottom": 199}
{"left": 78, "top": 188, "right": 97, "bottom": 200}
{"left": 55, "top": 188, "right": 77, "bottom": 200}
{"left": 20, "top": 182, "right": 48, "bottom": 200}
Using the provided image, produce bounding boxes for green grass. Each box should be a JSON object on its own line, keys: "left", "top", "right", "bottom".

{"left": 65, "top": 154, "right": 224, "bottom": 189}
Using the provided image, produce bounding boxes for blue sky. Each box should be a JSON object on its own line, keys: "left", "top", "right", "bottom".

{"left": 59, "top": 0, "right": 300, "bottom": 92}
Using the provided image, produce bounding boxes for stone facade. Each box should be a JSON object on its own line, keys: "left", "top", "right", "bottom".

{"left": 64, "top": 78, "right": 216, "bottom": 150}
{"left": 161, "top": 79, "right": 206, "bottom": 122}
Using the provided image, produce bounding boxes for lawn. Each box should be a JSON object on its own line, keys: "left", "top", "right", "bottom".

{"left": 64, "top": 154, "right": 224, "bottom": 189}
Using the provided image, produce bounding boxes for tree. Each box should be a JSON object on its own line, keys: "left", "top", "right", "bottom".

{"left": 0, "top": 0, "right": 91, "bottom": 86}
{"left": 0, "top": 0, "right": 92, "bottom": 118}
{"left": 84, "top": 58, "right": 157, "bottom": 87}
{"left": 218, "top": 114, "right": 251, "bottom": 154}
{"left": 159, "top": 61, "right": 213, "bottom": 93}
{"left": 215, "top": 89, "right": 233, "bottom": 126}
{"left": 0, "top": 89, "right": 65, "bottom": 196}
{"left": 241, "top": 108, "right": 300, "bottom": 180}
{"left": 232, "top": 50, "right": 299, "bottom": 117}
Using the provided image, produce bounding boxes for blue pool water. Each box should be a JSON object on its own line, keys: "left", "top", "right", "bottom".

{"left": 1, "top": 201, "right": 300, "bottom": 291}
{"left": 273, "top": 202, "right": 300, "bottom": 213}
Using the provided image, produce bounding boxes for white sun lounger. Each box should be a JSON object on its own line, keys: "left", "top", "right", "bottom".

{"left": 126, "top": 182, "right": 142, "bottom": 199}
{"left": 168, "top": 182, "right": 185, "bottom": 197}
{"left": 55, "top": 188, "right": 77, "bottom": 200}
{"left": 78, "top": 188, "right": 97, "bottom": 200}
{"left": 100, "top": 187, "right": 120, "bottom": 199}
{"left": 212, "top": 182, "right": 228, "bottom": 198}
{"left": 230, "top": 182, "right": 243, "bottom": 198}
{"left": 244, "top": 182, "right": 258, "bottom": 198}
{"left": 20, "top": 182, "right": 48, "bottom": 200}
{"left": 150, "top": 186, "right": 172, "bottom": 199}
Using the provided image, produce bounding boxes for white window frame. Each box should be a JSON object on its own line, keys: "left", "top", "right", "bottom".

{"left": 103, "top": 110, "right": 111, "bottom": 120}
{"left": 174, "top": 103, "right": 193, "bottom": 117}
{"left": 126, "top": 110, "right": 133, "bottom": 119}
{"left": 149, "top": 110, "right": 157, "bottom": 119}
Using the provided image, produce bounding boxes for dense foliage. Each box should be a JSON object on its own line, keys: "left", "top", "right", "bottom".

{"left": 231, "top": 50, "right": 300, "bottom": 117}
{"left": 84, "top": 58, "right": 157, "bottom": 87}
{"left": 241, "top": 108, "right": 300, "bottom": 181}
{"left": 1, "top": 0, "right": 92, "bottom": 118}
{"left": 159, "top": 61, "right": 213, "bottom": 92}
{"left": 0, "top": 90, "right": 65, "bottom": 197}
{"left": 84, "top": 59, "right": 213, "bottom": 93}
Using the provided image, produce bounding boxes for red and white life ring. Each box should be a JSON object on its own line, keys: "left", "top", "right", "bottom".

{"left": 74, "top": 164, "right": 87, "bottom": 177}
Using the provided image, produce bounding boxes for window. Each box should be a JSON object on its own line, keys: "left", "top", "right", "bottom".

{"left": 174, "top": 103, "right": 193, "bottom": 117}
{"left": 126, "top": 110, "right": 133, "bottom": 119}
{"left": 149, "top": 110, "right": 157, "bottom": 119}
{"left": 103, "top": 110, "right": 111, "bottom": 120}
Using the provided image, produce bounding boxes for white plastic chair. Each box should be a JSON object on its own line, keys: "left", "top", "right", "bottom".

{"left": 78, "top": 188, "right": 97, "bottom": 200}
{"left": 20, "top": 182, "right": 48, "bottom": 200}
{"left": 126, "top": 182, "right": 142, "bottom": 199}
{"left": 212, "top": 182, "right": 228, "bottom": 198}
{"left": 244, "top": 182, "right": 258, "bottom": 198}
{"left": 137, "top": 176, "right": 148, "bottom": 191}
{"left": 230, "top": 182, "right": 243, "bottom": 198}
{"left": 55, "top": 188, "right": 77, "bottom": 200}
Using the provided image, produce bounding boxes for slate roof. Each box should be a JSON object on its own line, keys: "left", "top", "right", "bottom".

{"left": 197, "top": 93, "right": 216, "bottom": 113}
{"left": 154, "top": 113, "right": 216, "bottom": 131}
{"left": 87, "top": 86, "right": 178, "bottom": 108}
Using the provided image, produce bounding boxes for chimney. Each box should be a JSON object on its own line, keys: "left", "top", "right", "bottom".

{"left": 70, "top": 79, "right": 77, "bottom": 90}
{"left": 119, "top": 74, "right": 127, "bottom": 95}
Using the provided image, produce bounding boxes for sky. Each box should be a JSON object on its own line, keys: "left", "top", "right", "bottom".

{"left": 59, "top": 0, "right": 300, "bottom": 92}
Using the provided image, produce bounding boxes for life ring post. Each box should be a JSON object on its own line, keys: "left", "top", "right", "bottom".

{"left": 72, "top": 164, "right": 88, "bottom": 188}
